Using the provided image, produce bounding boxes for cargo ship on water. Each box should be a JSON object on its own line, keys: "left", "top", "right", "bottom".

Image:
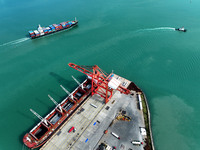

{"left": 28, "top": 18, "right": 78, "bottom": 39}
{"left": 23, "top": 78, "right": 92, "bottom": 149}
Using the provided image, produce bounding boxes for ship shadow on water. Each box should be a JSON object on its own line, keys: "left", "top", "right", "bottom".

{"left": 35, "top": 98, "right": 53, "bottom": 109}
{"left": 48, "top": 89, "right": 63, "bottom": 100}
{"left": 49, "top": 72, "right": 85, "bottom": 88}
{"left": 49, "top": 71, "right": 86, "bottom": 100}
{"left": 49, "top": 72, "right": 73, "bottom": 86}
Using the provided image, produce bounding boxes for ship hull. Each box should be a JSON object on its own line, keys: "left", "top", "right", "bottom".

{"left": 23, "top": 79, "right": 92, "bottom": 149}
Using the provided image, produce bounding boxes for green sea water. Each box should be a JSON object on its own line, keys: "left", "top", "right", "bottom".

{"left": 0, "top": 0, "right": 200, "bottom": 149}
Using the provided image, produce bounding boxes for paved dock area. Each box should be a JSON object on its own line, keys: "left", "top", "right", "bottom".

{"left": 40, "top": 75, "right": 146, "bottom": 150}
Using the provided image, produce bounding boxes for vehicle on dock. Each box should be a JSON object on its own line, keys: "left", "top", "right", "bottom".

{"left": 97, "top": 142, "right": 112, "bottom": 150}
{"left": 131, "top": 140, "right": 143, "bottom": 146}
{"left": 28, "top": 18, "right": 78, "bottom": 39}
{"left": 23, "top": 78, "right": 92, "bottom": 149}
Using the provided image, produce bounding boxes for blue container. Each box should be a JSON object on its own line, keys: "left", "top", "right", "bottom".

{"left": 49, "top": 25, "right": 54, "bottom": 28}
{"left": 29, "top": 31, "right": 34, "bottom": 34}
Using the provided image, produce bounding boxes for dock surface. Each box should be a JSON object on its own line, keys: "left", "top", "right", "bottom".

{"left": 40, "top": 74, "right": 151, "bottom": 150}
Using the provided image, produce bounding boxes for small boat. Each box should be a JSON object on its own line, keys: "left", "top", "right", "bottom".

{"left": 175, "top": 27, "right": 187, "bottom": 32}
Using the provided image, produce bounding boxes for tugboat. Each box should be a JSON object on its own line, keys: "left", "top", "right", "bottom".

{"left": 175, "top": 27, "right": 187, "bottom": 32}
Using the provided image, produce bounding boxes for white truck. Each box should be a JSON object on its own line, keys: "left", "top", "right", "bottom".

{"left": 131, "top": 140, "right": 143, "bottom": 146}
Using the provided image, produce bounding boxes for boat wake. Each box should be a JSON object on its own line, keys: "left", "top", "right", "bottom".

{"left": 142, "top": 27, "right": 175, "bottom": 31}
{"left": 0, "top": 37, "right": 30, "bottom": 47}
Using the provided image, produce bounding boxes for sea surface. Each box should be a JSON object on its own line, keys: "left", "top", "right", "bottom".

{"left": 0, "top": 0, "right": 200, "bottom": 149}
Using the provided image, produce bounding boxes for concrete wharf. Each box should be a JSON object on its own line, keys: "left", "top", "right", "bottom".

{"left": 40, "top": 74, "right": 153, "bottom": 150}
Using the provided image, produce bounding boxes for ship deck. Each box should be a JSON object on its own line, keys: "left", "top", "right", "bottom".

{"left": 40, "top": 74, "right": 148, "bottom": 150}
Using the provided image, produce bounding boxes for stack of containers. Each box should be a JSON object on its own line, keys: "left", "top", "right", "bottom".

{"left": 53, "top": 24, "right": 59, "bottom": 31}
{"left": 68, "top": 22, "right": 72, "bottom": 26}
{"left": 34, "top": 30, "right": 40, "bottom": 37}
{"left": 57, "top": 24, "right": 63, "bottom": 30}
{"left": 42, "top": 28, "right": 48, "bottom": 34}
{"left": 49, "top": 25, "right": 56, "bottom": 32}
{"left": 28, "top": 31, "right": 36, "bottom": 38}
{"left": 66, "top": 22, "right": 70, "bottom": 28}
{"left": 46, "top": 27, "right": 52, "bottom": 33}
{"left": 60, "top": 22, "right": 66, "bottom": 28}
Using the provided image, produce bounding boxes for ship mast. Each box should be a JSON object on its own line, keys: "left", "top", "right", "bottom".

{"left": 48, "top": 95, "right": 63, "bottom": 113}
{"left": 30, "top": 109, "right": 48, "bottom": 126}
{"left": 72, "top": 76, "right": 84, "bottom": 89}
{"left": 60, "top": 85, "right": 74, "bottom": 99}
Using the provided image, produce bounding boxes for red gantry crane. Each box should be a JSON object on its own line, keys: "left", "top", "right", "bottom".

{"left": 68, "top": 63, "right": 130, "bottom": 104}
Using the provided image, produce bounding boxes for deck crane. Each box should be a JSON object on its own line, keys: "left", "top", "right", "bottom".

{"left": 30, "top": 109, "right": 52, "bottom": 127}
{"left": 48, "top": 95, "right": 63, "bottom": 113}
{"left": 72, "top": 75, "right": 84, "bottom": 89}
{"left": 68, "top": 63, "right": 130, "bottom": 103}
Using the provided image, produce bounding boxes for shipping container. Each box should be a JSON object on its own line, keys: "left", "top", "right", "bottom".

{"left": 42, "top": 28, "right": 48, "bottom": 33}
{"left": 60, "top": 23, "right": 66, "bottom": 28}
{"left": 47, "top": 28, "right": 52, "bottom": 32}
{"left": 61, "top": 22, "right": 66, "bottom": 25}
{"left": 34, "top": 30, "right": 39, "bottom": 34}
{"left": 29, "top": 31, "right": 34, "bottom": 35}
{"left": 53, "top": 24, "right": 58, "bottom": 28}
{"left": 49, "top": 25, "right": 56, "bottom": 31}
{"left": 58, "top": 25, "right": 63, "bottom": 30}
{"left": 30, "top": 34, "right": 36, "bottom": 37}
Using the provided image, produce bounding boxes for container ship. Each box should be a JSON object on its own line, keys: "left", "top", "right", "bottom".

{"left": 28, "top": 18, "right": 78, "bottom": 39}
{"left": 23, "top": 78, "right": 92, "bottom": 149}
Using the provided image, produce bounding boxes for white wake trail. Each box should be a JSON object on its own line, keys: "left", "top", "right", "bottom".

{"left": 0, "top": 37, "right": 30, "bottom": 47}
{"left": 143, "top": 27, "right": 175, "bottom": 31}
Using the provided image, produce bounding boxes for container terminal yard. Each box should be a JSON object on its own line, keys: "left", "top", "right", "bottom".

{"left": 23, "top": 63, "right": 154, "bottom": 150}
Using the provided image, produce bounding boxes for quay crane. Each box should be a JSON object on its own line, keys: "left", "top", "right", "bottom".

{"left": 68, "top": 63, "right": 130, "bottom": 103}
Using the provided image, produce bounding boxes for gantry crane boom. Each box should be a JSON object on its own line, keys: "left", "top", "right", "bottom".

{"left": 68, "top": 63, "right": 130, "bottom": 103}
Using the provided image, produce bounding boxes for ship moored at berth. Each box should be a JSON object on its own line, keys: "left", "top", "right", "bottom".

{"left": 23, "top": 78, "right": 92, "bottom": 149}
